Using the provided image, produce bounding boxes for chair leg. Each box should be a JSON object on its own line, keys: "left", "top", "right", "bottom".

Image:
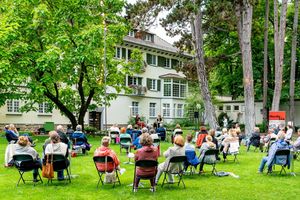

{"left": 17, "top": 171, "right": 24, "bottom": 186}
{"left": 178, "top": 172, "right": 185, "bottom": 188}
{"left": 116, "top": 171, "right": 121, "bottom": 185}
{"left": 161, "top": 172, "right": 167, "bottom": 188}
{"left": 65, "top": 168, "right": 71, "bottom": 183}
{"left": 37, "top": 172, "right": 43, "bottom": 184}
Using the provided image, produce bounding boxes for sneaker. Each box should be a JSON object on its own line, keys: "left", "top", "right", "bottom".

{"left": 133, "top": 188, "right": 138, "bottom": 193}
{"left": 150, "top": 187, "right": 156, "bottom": 192}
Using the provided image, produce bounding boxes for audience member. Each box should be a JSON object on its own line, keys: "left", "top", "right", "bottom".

{"left": 119, "top": 127, "right": 132, "bottom": 154}
{"left": 258, "top": 132, "right": 291, "bottom": 173}
{"left": 70, "top": 125, "right": 90, "bottom": 154}
{"left": 13, "top": 136, "right": 42, "bottom": 182}
{"left": 198, "top": 135, "right": 216, "bottom": 173}
{"left": 94, "top": 136, "right": 121, "bottom": 171}
{"left": 134, "top": 134, "right": 158, "bottom": 192}
{"left": 156, "top": 124, "right": 166, "bottom": 141}
{"left": 222, "top": 129, "right": 239, "bottom": 160}
{"left": 196, "top": 126, "right": 208, "bottom": 148}
{"left": 45, "top": 131, "right": 69, "bottom": 180}
{"left": 133, "top": 127, "right": 148, "bottom": 150}
{"left": 155, "top": 135, "right": 185, "bottom": 184}
{"left": 247, "top": 127, "right": 263, "bottom": 152}
{"left": 285, "top": 121, "right": 293, "bottom": 142}
{"left": 56, "top": 125, "right": 69, "bottom": 145}
{"left": 208, "top": 129, "right": 219, "bottom": 149}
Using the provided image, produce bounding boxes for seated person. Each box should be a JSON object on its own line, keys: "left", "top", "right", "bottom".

{"left": 132, "top": 125, "right": 142, "bottom": 141}
{"left": 66, "top": 124, "right": 74, "bottom": 137}
{"left": 119, "top": 127, "right": 132, "bottom": 154}
{"left": 155, "top": 135, "right": 185, "bottom": 184}
{"left": 184, "top": 134, "right": 200, "bottom": 170}
{"left": 196, "top": 126, "right": 208, "bottom": 148}
{"left": 173, "top": 124, "right": 182, "bottom": 136}
{"left": 149, "top": 129, "right": 159, "bottom": 141}
{"left": 285, "top": 122, "right": 293, "bottom": 142}
{"left": 110, "top": 124, "right": 120, "bottom": 143}
{"left": 134, "top": 134, "right": 158, "bottom": 192}
{"left": 14, "top": 136, "right": 42, "bottom": 182}
{"left": 126, "top": 124, "right": 133, "bottom": 137}
{"left": 94, "top": 136, "right": 121, "bottom": 171}
{"left": 45, "top": 131, "right": 69, "bottom": 180}
{"left": 263, "top": 129, "right": 277, "bottom": 149}
{"left": 133, "top": 127, "right": 148, "bottom": 150}
{"left": 258, "top": 132, "right": 291, "bottom": 173}
{"left": 247, "top": 127, "right": 263, "bottom": 152}
{"left": 208, "top": 129, "right": 219, "bottom": 149}
{"left": 198, "top": 135, "right": 216, "bottom": 173}
{"left": 4, "top": 125, "right": 18, "bottom": 144}
{"left": 56, "top": 125, "right": 69, "bottom": 146}
{"left": 70, "top": 125, "right": 90, "bottom": 153}
{"left": 156, "top": 124, "right": 166, "bottom": 141}
{"left": 222, "top": 129, "right": 239, "bottom": 160}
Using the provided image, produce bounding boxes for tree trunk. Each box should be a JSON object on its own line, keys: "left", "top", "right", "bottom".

{"left": 191, "top": 3, "right": 218, "bottom": 129}
{"left": 271, "top": 0, "right": 288, "bottom": 111}
{"left": 263, "top": 0, "right": 269, "bottom": 130}
{"left": 289, "top": 0, "right": 299, "bottom": 122}
{"left": 235, "top": 0, "right": 256, "bottom": 137}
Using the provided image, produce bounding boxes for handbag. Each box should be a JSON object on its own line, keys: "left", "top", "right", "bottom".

{"left": 42, "top": 153, "right": 54, "bottom": 179}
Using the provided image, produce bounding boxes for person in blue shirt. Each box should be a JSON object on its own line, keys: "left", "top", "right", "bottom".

{"left": 70, "top": 125, "right": 90, "bottom": 154}
{"left": 133, "top": 127, "right": 148, "bottom": 150}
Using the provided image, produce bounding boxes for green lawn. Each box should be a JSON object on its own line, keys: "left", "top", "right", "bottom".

{"left": 0, "top": 135, "right": 299, "bottom": 200}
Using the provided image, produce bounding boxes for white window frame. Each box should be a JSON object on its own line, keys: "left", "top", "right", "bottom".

{"left": 132, "top": 102, "right": 139, "bottom": 116}
{"left": 128, "top": 31, "right": 135, "bottom": 37}
{"left": 177, "top": 104, "right": 184, "bottom": 118}
{"left": 149, "top": 79, "right": 157, "bottom": 91}
{"left": 7, "top": 100, "right": 20, "bottom": 113}
{"left": 145, "top": 34, "right": 152, "bottom": 42}
{"left": 38, "top": 102, "right": 50, "bottom": 114}
{"left": 163, "top": 103, "right": 170, "bottom": 117}
{"left": 149, "top": 103, "right": 156, "bottom": 117}
{"left": 163, "top": 79, "right": 186, "bottom": 98}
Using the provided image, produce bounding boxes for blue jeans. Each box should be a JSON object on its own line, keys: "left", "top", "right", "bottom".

{"left": 57, "top": 170, "right": 64, "bottom": 180}
{"left": 258, "top": 157, "right": 272, "bottom": 172}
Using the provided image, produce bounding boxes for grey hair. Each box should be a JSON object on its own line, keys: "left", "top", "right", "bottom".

{"left": 56, "top": 125, "right": 64, "bottom": 131}
{"left": 142, "top": 127, "right": 148, "bottom": 133}
{"left": 76, "top": 125, "right": 82, "bottom": 131}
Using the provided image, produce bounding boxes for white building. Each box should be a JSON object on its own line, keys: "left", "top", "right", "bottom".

{"left": 0, "top": 31, "right": 190, "bottom": 131}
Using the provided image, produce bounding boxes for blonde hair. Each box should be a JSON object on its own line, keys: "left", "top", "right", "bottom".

{"left": 101, "top": 136, "right": 111, "bottom": 147}
{"left": 174, "top": 135, "right": 184, "bottom": 147}
{"left": 209, "top": 129, "right": 215, "bottom": 137}
{"left": 222, "top": 128, "right": 227, "bottom": 134}
{"left": 175, "top": 124, "right": 181, "bottom": 129}
{"left": 206, "top": 135, "right": 213, "bottom": 142}
{"left": 18, "top": 136, "right": 29, "bottom": 146}
{"left": 140, "top": 133, "right": 153, "bottom": 146}
{"left": 49, "top": 131, "right": 60, "bottom": 143}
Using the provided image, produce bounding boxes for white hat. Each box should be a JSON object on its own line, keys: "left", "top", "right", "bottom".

{"left": 287, "top": 121, "right": 293, "bottom": 126}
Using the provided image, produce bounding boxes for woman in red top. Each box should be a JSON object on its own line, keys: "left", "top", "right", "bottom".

{"left": 134, "top": 133, "right": 158, "bottom": 192}
{"left": 94, "top": 136, "right": 120, "bottom": 172}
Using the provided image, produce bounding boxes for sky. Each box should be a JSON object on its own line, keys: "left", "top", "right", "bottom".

{"left": 126, "top": 0, "right": 180, "bottom": 44}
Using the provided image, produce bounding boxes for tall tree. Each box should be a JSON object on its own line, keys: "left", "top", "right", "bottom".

{"left": 272, "top": 0, "right": 288, "bottom": 111}
{"left": 127, "top": 0, "right": 219, "bottom": 129}
{"left": 289, "top": 0, "right": 299, "bottom": 122}
{"left": 234, "top": 0, "right": 255, "bottom": 136}
{"left": 263, "top": 0, "right": 270, "bottom": 128}
{"left": 0, "top": 0, "right": 142, "bottom": 129}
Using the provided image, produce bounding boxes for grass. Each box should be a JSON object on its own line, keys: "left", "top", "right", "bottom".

{"left": 0, "top": 134, "right": 299, "bottom": 200}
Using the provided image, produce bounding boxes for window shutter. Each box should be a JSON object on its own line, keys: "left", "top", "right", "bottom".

{"left": 128, "top": 76, "right": 132, "bottom": 85}
{"left": 158, "top": 56, "right": 165, "bottom": 67}
{"left": 147, "top": 78, "right": 151, "bottom": 89}
{"left": 138, "top": 77, "right": 142, "bottom": 85}
{"left": 122, "top": 48, "right": 126, "bottom": 59}
{"left": 147, "top": 54, "right": 152, "bottom": 65}
{"left": 157, "top": 80, "right": 161, "bottom": 91}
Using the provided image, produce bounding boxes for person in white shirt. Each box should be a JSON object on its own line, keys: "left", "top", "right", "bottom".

{"left": 45, "top": 131, "right": 68, "bottom": 180}
{"left": 285, "top": 121, "right": 293, "bottom": 142}
{"left": 293, "top": 129, "right": 300, "bottom": 150}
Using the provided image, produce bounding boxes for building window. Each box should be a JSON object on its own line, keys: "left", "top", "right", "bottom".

{"left": 38, "top": 102, "right": 50, "bottom": 113}
{"left": 146, "top": 53, "right": 157, "bottom": 66}
{"left": 171, "top": 59, "right": 179, "bottom": 68}
{"left": 149, "top": 103, "right": 156, "bottom": 117}
{"left": 158, "top": 56, "right": 171, "bottom": 68}
{"left": 128, "top": 76, "right": 142, "bottom": 86}
{"left": 7, "top": 100, "right": 20, "bottom": 113}
{"left": 163, "top": 79, "right": 172, "bottom": 97}
{"left": 163, "top": 103, "right": 170, "bottom": 117}
{"left": 132, "top": 102, "right": 139, "bottom": 116}
{"left": 219, "top": 106, "right": 223, "bottom": 111}
{"left": 226, "top": 105, "right": 231, "bottom": 111}
{"left": 128, "top": 31, "right": 135, "bottom": 37}
{"left": 177, "top": 104, "right": 184, "bottom": 118}
{"left": 234, "top": 105, "right": 240, "bottom": 111}
{"left": 115, "top": 47, "right": 121, "bottom": 58}
{"left": 145, "top": 34, "right": 153, "bottom": 42}
{"left": 115, "top": 47, "right": 128, "bottom": 59}
{"left": 163, "top": 79, "right": 187, "bottom": 98}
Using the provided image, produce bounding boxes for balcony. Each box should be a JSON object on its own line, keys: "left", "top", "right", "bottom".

{"left": 128, "top": 85, "right": 147, "bottom": 96}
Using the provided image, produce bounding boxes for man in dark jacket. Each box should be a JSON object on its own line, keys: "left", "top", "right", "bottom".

{"left": 56, "top": 125, "right": 69, "bottom": 145}
{"left": 247, "top": 127, "right": 263, "bottom": 152}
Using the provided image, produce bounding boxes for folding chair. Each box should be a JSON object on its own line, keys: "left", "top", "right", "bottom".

{"left": 120, "top": 137, "right": 132, "bottom": 153}
{"left": 161, "top": 156, "right": 187, "bottom": 188}
{"left": 185, "top": 150, "right": 200, "bottom": 175}
{"left": 228, "top": 141, "right": 240, "bottom": 163}
{"left": 46, "top": 154, "right": 71, "bottom": 183}
{"left": 110, "top": 131, "right": 119, "bottom": 144}
{"left": 199, "top": 149, "right": 219, "bottom": 174}
{"left": 13, "top": 154, "right": 43, "bottom": 186}
{"left": 93, "top": 156, "right": 121, "bottom": 188}
{"left": 133, "top": 160, "right": 158, "bottom": 192}
{"left": 268, "top": 149, "right": 291, "bottom": 175}
{"left": 72, "top": 138, "right": 87, "bottom": 155}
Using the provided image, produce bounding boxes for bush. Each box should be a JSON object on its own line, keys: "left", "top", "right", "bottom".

{"left": 84, "top": 126, "right": 98, "bottom": 133}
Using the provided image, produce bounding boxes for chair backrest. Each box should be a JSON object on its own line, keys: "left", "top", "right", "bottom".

{"left": 274, "top": 149, "right": 290, "bottom": 165}
{"left": 185, "top": 150, "right": 196, "bottom": 160}
{"left": 135, "top": 160, "right": 158, "bottom": 168}
{"left": 93, "top": 156, "right": 115, "bottom": 172}
{"left": 120, "top": 137, "right": 131, "bottom": 144}
{"left": 110, "top": 131, "right": 119, "bottom": 137}
{"left": 13, "top": 154, "right": 35, "bottom": 170}
{"left": 229, "top": 141, "right": 240, "bottom": 154}
{"left": 169, "top": 156, "right": 187, "bottom": 163}
{"left": 204, "top": 149, "right": 219, "bottom": 156}
{"left": 153, "top": 138, "right": 160, "bottom": 146}
{"left": 93, "top": 156, "right": 114, "bottom": 163}
{"left": 73, "top": 137, "right": 85, "bottom": 145}
{"left": 175, "top": 131, "right": 183, "bottom": 135}
{"left": 47, "top": 154, "right": 68, "bottom": 171}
